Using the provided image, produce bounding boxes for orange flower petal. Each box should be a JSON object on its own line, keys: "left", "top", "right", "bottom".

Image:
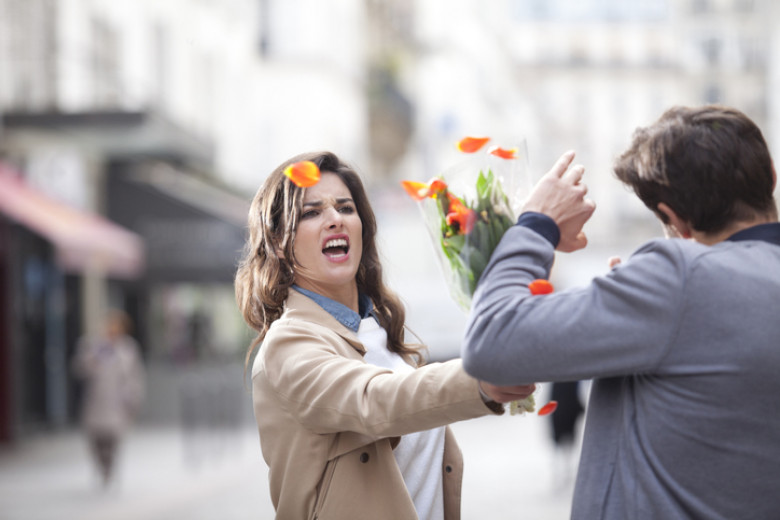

{"left": 529, "top": 279, "right": 554, "bottom": 295}
{"left": 401, "top": 180, "right": 432, "bottom": 201}
{"left": 284, "top": 161, "right": 321, "bottom": 187}
{"left": 489, "top": 146, "right": 518, "bottom": 159}
{"left": 457, "top": 136, "right": 490, "bottom": 153}
{"left": 537, "top": 401, "right": 558, "bottom": 416}
{"left": 429, "top": 178, "right": 448, "bottom": 193}
{"left": 401, "top": 178, "right": 448, "bottom": 201}
{"left": 446, "top": 195, "right": 478, "bottom": 234}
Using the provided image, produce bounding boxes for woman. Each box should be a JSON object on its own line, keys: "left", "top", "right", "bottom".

{"left": 235, "top": 151, "right": 534, "bottom": 519}
{"left": 72, "top": 309, "right": 145, "bottom": 488}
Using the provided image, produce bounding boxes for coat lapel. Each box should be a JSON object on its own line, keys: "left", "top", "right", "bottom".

{"left": 283, "top": 289, "right": 366, "bottom": 355}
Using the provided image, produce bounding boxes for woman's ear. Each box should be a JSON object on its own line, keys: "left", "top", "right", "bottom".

{"left": 657, "top": 202, "right": 692, "bottom": 239}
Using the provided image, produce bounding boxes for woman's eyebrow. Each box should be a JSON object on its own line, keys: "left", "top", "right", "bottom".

{"left": 303, "top": 197, "right": 354, "bottom": 208}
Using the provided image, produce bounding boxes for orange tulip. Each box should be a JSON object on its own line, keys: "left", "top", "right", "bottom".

{"left": 529, "top": 279, "right": 554, "bottom": 295}
{"left": 457, "top": 136, "right": 491, "bottom": 153}
{"left": 537, "top": 401, "right": 558, "bottom": 416}
{"left": 430, "top": 178, "right": 447, "bottom": 193}
{"left": 489, "top": 146, "right": 518, "bottom": 159}
{"left": 284, "top": 161, "right": 321, "bottom": 187}
{"left": 445, "top": 194, "right": 478, "bottom": 234}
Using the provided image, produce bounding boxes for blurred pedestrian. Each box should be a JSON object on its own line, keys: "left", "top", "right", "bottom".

{"left": 548, "top": 380, "right": 584, "bottom": 488}
{"left": 234, "top": 151, "right": 535, "bottom": 520}
{"left": 72, "top": 309, "right": 145, "bottom": 488}
{"left": 462, "top": 105, "right": 780, "bottom": 518}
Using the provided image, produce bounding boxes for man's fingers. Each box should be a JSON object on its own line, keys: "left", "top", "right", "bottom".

{"left": 563, "top": 164, "right": 586, "bottom": 184}
{"left": 549, "top": 150, "right": 576, "bottom": 178}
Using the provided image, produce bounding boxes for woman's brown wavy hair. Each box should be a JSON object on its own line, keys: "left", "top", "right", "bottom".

{"left": 235, "top": 151, "right": 424, "bottom": 371}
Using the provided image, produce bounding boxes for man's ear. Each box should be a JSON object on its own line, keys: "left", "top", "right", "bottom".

{"left": 657, "top": 202, "right": 692, "bottom": 239}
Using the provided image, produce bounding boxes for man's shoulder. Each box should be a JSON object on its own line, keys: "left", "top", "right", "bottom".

{"left": 631, "top": 237, "right": 712, "bottom": 262}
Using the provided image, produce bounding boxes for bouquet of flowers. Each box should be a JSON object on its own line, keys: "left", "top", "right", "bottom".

{"left": 401, "top": 136, "right": 531, "bottom": 310}
{"left": 402, "top": 136, "right": 557, "bottom": 416}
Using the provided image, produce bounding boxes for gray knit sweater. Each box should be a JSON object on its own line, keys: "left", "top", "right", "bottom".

{"left": 463, "top": 221, "right": 780, "bottom": 519}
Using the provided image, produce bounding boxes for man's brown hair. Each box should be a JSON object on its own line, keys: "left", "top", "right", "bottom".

{"left": 614, "top": 105, "right": 777, "bottom": 234}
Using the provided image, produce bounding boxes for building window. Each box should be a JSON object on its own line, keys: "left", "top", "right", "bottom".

{"left": 739, "top": 37, "right": 764, "bottom": 71}
{"left": 734, "top": 0, "right": 755, "bottom": 13}
{"left": 152, "top": 23, "right": 169, "bottom": 108}
{"left": 5, "top": 0, "right": 58, "bottom": 109}
{"left": 691, "top": 0, "right": 711, "bottom": 14}
{"left": 701, "top": 37, "right": 721, "bottom": 67}
{"left": 258, "top": 0, "right": 271, "bottom": 57}
{"left": 91, "top": 17, "right": 120, "bottom": 107}
{"left": 704, "top": 84, "right": 721, "bottom": 104}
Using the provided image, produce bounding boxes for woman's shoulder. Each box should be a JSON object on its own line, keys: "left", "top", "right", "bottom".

{"left": 253, "top": 316, "right": 361, "bottom": 381}
{"left": 264, "top": 316, "right": 347, "bottom": 352}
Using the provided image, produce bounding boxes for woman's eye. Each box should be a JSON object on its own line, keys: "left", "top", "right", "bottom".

{"left": 338, "top": 205, "right": 355, "bottom": 214}
{"left": 301, "top": 210, "right": 319, "bottom": 219}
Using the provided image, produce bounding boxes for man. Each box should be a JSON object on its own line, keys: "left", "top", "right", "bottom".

{"left": 462, "top": 105, "right": 780, "bottom": 519}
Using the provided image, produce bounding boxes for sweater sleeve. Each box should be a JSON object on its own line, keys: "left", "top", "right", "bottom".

{"left": 462, "top": 226, "right": 688, "bottom": 385}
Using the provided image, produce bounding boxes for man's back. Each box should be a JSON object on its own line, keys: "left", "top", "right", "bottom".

{"left": 573, "top": 234, "right": 780, "bottom": 519}
{"left": 464, "top": 225, "right": 780, "bottom": 519}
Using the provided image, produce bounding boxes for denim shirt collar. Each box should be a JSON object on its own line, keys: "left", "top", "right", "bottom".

{"left": 292, "top": 285, "right": 373, "bottom": 332}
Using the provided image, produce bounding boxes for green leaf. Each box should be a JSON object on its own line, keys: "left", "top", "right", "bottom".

{"left": 476, "top": 170, "right": 489, "bottom": 199}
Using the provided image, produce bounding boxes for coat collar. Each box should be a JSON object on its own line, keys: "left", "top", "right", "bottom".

{"left": 282, "top": 290, "right": 366, "bottom": 355}
{"left": 292, "top": 285, "right": 374, "bottom": 332}
{"left": 726, "top": 221, "right": 780, "bottom": 246}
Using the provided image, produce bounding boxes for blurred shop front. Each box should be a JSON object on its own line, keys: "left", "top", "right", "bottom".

{"left": 0, "top": 163, "right": 144, "bottom": 443}
{"left": 105, "top": 158, "right": 251, "bottom": 429}
{"left": 0, "top": 111, "right": 250, "bottom": 442}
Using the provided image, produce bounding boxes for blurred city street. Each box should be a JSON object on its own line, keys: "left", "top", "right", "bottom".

{"left": 0, "top": 404, "right": 580, "bottom": 520}
{"left": 3, "top": 1, "right": 772, "bottom": 519}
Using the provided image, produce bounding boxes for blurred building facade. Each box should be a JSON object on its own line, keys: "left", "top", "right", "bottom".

{"left": 372, "top": 0, "right": 780, "bottom": 358}
{"left": 0, "top": 0, "right": 253, "bottom": 441}
{"left": 403, "top": 0, "right": 777, "bottom": 246}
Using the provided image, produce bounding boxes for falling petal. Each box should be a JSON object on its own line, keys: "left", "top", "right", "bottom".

{"left": 537, "top": 401, "right": 558, "bottom": 416}
{"left": 284, "top": 161, "right": 321, "bottom": 187}
{"left": 489, "top": 146, "right": 518, "bottom": 159}
{"left": 401, "top": 180, "right": 432, "bottom": 201}
{"left": 401, "top": 178, "right": 448, "bottom": 201}
{"left": 529, "top": 279, "right": 554, "bottom": 295}
{"left": 457, "top": 136, "right": 491, "bottom": 153}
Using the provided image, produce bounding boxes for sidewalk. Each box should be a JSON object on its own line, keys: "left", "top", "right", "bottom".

{"left": 0, "top": 413, "right": 579, "bottom": 519}
{"left": 0, "top": 424, "right": 271, "bottom": 520}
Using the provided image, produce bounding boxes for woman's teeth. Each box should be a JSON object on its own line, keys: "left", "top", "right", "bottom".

{"left": 324, "top": 238, "right": 348, "bottom": 249}
{"left": 323, "top": 238, "right": 349, "bottom": 256}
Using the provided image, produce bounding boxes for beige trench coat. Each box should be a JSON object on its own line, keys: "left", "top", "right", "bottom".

{"left": 72, "top": 335, "right": 145, "bottom": 436}
{"left": 252, "top": 290, "right": 503, "bottom": 519}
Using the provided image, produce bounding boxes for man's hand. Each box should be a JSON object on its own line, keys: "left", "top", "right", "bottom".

{"left": 522, "top": 150, "right": 597, "bottom": 252}
{"left": 479, "top": 381, "right": 536, "bottom": 404}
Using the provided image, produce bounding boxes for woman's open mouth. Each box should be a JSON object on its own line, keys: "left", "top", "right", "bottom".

{"left": 322, "top": 237, "right": 350, "bottom": 259}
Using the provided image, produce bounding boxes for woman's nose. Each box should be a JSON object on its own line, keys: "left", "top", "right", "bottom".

{"left": 323, "top": 206, "right": 343, "bottom": 227}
